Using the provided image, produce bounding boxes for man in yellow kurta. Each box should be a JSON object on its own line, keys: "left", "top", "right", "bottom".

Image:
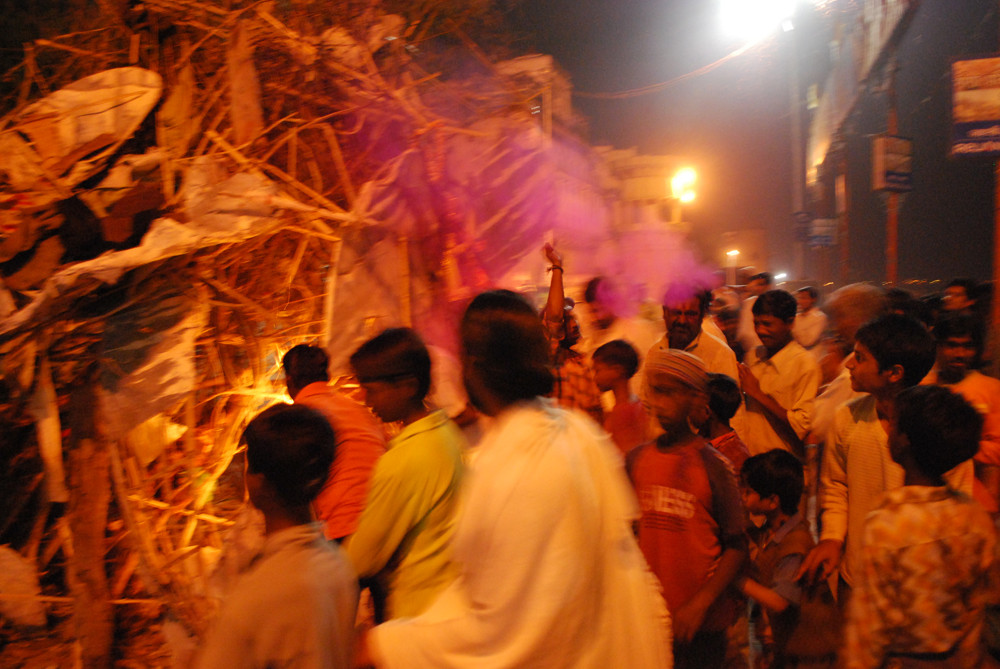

{"left": 345, "top": 328, "right": 465, "bottom": 620}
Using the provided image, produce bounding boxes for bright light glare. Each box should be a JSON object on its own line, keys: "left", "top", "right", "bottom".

{"left": 720, "top": 0, "right": 797, "bottom": 44}
{"left": 727, "top": 249, "right": 740, "bottom": 257}
{"left": 775, "top": 272, "right": 788, "bottom": 281}
{"left": 671, "top": 167, "right": 697, "bottom": 202}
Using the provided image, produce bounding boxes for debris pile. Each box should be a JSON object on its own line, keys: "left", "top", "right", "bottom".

{"left": 0, "top": 1, "right": 597, "bottom": 664}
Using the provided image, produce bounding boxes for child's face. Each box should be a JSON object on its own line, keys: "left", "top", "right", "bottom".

{"left": 740, "top": 483, "right": 778, "bottom": 516}
{"left": 846, "top": 341, "right": 891, "bottom": 394}
{"left": 592, "top": 359, "right": 617, "bottom": 393}
{"left": 645, "top": 369, "right": 700, "bottom": 433}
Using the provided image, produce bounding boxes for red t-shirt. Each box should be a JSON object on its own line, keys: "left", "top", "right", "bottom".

{"left": 710, "top": 430, "right": 750, "bottom": 475}
{"left": 604, "top": 398, "right": 651, "bottom": 455}
{"left": 295, "top": 383, "right": 387, "bottom": 540}
{"left": 627, "top": 439, "right": 746, "bottom": 631}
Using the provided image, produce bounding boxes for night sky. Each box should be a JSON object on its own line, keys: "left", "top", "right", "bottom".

{"left": 512, "top": 0, "right": 1000, "bottom": 285}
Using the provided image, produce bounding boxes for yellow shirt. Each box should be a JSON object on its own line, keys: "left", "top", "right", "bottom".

{"left": 345, "top": 410, "right": 465, "bottom": 619}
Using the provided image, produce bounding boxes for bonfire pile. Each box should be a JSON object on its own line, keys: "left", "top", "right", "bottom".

{"left": 0, "top": 1, "right": 570, "bottom": 665}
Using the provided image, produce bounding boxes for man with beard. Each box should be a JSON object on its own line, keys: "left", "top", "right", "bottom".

{"left": 647, "top": 285, "right": 743, "bottom": 441}
{"left": 922, "top": 313, "right": 1000, "bottom": 513}
{"left": 649, "top": 286, "right": 740, "bottom": 386}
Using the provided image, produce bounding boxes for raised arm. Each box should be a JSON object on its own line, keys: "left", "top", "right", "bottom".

{"left": 543, "top": 243, "right": 566, "bottom": 326}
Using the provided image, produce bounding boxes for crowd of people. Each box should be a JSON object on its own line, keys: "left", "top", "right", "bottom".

{"left": 193, "top": 245, "right": 1000, "bottom": 669}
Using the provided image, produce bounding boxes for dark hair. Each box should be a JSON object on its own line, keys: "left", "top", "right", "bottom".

{"left": 752, "top": 289, "right": 798, "bottom": 322}
{"left": 946, "top": 277, "right": 977, "bottom": 295}
{"left": 886, "top": 288, "right": 934, "bottom": 327}
{"left": 695, "top": 288, "right": 712, "bottom": 315}
{"left": 854, "top": 313, "right": 935, "bottom": 387}
{"left": 707, "top": 373, "right": 742, "bottom": 422}
{"left": 741, "top": 449, "right": 804, "bottom": 516}
{"left": 243, "top": 403, "right": 336, "bottom": 507}
{"left": 749, "top": 272, "right": 773, "bottom": 286}
{"left": 934, "top": 313, "right": 983, "bottom": 354}
{"left": 461, "top": 290, "right": 554, "bottom": 403}
{"left": 282, "top": 344, "right": 330, "bottom": 387}
{"left": 796, "top": 286, "right": 818, "bottom": 301}
{"left": 349, "top": 327, "right": 432, "bottom": 401}
{"left": 895, "top": 385, "right": 982, "bottom": 478}
{"left": 583, "top": 276, "right": 605, "bottom": 304}
{"left": 593, "top": 339, "right": 640, "bottom": 380}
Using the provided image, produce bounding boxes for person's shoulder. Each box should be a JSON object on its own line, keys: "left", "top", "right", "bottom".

{"left": 776, "top": 520, "right": 815, "bottom": 555}
{"left": 698, "top": 440, "right": 739, "bottom": 479}
{"left": 780, "top": 339, "right": 819, "bottom": 367}
{"left": 625, "top": 439, "right": 655, "bottom": 474}
{"left": 965, "top": 370, "right": 1000, "bottom": 391}
{"left": 842, "top": 392, "right": 875, "bottom": 418}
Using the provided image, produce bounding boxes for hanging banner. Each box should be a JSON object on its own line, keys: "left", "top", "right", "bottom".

{"left": 872, "top": 135, "right": 913, "bottom": 191}
{"left": 808, "top": 218, "right": 838, "bottom": 248}
{"left": 952, "top": 56, "right": 1000, "bottom": 156}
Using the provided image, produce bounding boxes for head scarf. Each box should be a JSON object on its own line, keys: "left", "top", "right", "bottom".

{"left": 644, "top": 348, "right": 709, "bottom": 392}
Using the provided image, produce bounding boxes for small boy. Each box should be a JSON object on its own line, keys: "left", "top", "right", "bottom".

{"left": 627, "top": 348, "right": 747, "bottom": 669}
{"left": 196, "top": 404, "right": 358, "bottom": 669}
{"left": 843, "top": 385, "right": 996, "bottom": 668}
{"left": 345, "top": 327, "right": 465, "bottom": 621}
{"left": 592, "top": 339, "right": 650, "bottom": 454}
{"left": 739, "top": 450, "right": 840, "bottom": 668}
{"left": 702, "top": 372, "right": 750, "bottom": 473}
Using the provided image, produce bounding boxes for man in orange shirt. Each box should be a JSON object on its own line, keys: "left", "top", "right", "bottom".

{"left": 283, "top": 344, "right": 386, "bottom": 541}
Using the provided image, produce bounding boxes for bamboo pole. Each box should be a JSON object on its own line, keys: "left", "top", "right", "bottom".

{"left": 66, "top": 371, "right": 113, "bottom": 669}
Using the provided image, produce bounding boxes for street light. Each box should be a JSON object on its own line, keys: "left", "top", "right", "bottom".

{"left": 726, "top": 249, "right": 740, "bottom": 286}
{"left": 667, "top": 167, "right": 697, "bottom": 225}
{"left": 719, "top": 0, "right": 807, "bottom": 281}
{"left": 671, "top": 167, "right": 697, "bottom": 202}
{"left": 720, "top": 0, "right": 796, "bottom": 45}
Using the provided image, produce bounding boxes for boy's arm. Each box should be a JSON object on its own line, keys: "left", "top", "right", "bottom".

{"left": 740, "top": 551, "right": 804, "bottom": 614}
{"left": 798, "top": 407, "right": 850, "bottom": 585}
{"left": 673, "top": 543, "right": 747, "bottom": 643}
{"left": 739, "top": 577, "right": 791, "bottom": 614}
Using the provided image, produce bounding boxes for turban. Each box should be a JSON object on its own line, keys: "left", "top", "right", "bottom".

{"left": 644, "top": 348, "right": 708, "bottom": 392}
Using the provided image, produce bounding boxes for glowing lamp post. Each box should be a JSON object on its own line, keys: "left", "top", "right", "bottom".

{"left": 726, "top": 249, "right": 740, "bottom": 286}
{"left": 720, "top": 0, "right": 797, "bottom": 45}
{"left": 669, "top": 167, "right": 697, "bottom": 225}
{"left": 720, "top": 0, "right": 806, "bottom": 281}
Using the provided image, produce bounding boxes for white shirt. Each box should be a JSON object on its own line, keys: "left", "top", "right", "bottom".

{"left": 371, "top": 399, "right": 673, "bottom": 669}
{"left": 820, "top": 396, "right": 973, "bottom": 586}
{"left": 792, "top": 308, "right": 828, "bottom": 350}
{"left": 743, "top": 340, "right": 821, "bottom": 456}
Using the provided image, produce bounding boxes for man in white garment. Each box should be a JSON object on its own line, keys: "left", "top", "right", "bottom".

{"left": 357, "top": 289, "right": 673, "bottom": 669}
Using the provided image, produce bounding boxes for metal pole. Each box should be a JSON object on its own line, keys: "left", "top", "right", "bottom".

{"left": 886, "top": 59, "right": 899, "bottom": 285}
{"left": 989, "top": 2, "right": 1000, "bottom": 377}
{"left": 790, "top": 28, "right": 806, "bottom": 280}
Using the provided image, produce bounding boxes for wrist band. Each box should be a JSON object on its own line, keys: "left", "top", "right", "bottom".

{"left": 548, "top": 265, "right": 563, "bottom": 273}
